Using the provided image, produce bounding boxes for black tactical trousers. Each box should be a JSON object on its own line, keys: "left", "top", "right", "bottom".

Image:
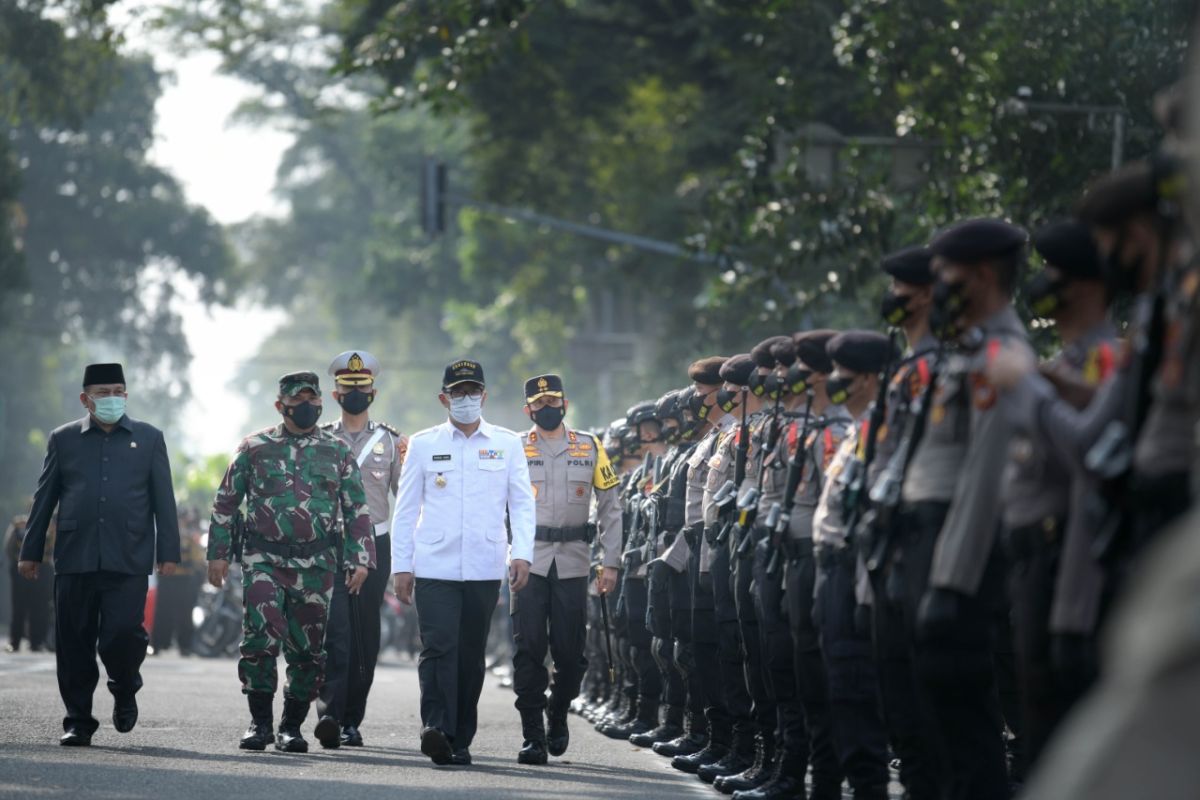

{"left": 710, "top": 540, "right": 755, "bottom": 737}
{"left": 784, "top": 543, "right": 842, "bottom": 795}
{"left": 318, "top": 578, "right": 352, "bottom": 723}
{"left": 621, "top": 575, "right": 661, "bottom": 713}
{"left": 904, "top": 502, "right": 1008, "bottom": 800}
{"left": 690, "top": 534, "right": 729, "bottom": 737}
{"left": 731, "top": 532, "right": 773, "bottom": 735}
{"left": 647, "top": 560, "right": 686, "bottom": 713}
{"left": 753, "top": 537, "right": 809, "bottom": 758}
{"left": 512, "top": 562, "right": 589, "bottom": 714}
{"left": 611, "top": 569, "right": 637, "bottom": 704}
{"left": 55, "top": 571, "right": 149, "bottom": 734}
{"left": 814, "top": 551, "right": 889, "bottom": 798}
{"left": 344, "top": 533, "right": 391, "bottom": 729}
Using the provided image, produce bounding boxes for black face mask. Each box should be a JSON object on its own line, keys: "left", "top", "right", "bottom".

{"left": 931, "top": 279, "right": 969, "bottom": 341}
{"left": 1025, "top": 272, "right": 1068, "bottom": 318}
{"left": 786, "top": 364, "right": 812, "bottom": 394}
{"left": 283, "top": 400, "right": 322, "bottom": 430}
{"left": 763, "top": 373, "right": 784, "bottom": 401}
{"left": 690, "top": 391, "right": 710, "bottom": 420}
{"left": 715, "top": 387, "right": 741, "bottom": 413}
{"left": 337, "top": 388, "right": 373, "bottom": 415}
{"left": 825, "top": 376, "right": 855, "bottom": 405}
{"left": 663, "top": 424, "right": 682, "bottom": 445}
{"left": 531, "top": 404, "right": 565, "bottom": 431}
{"left": 748, "top": 371, "right": 769, "bottom": 398}
{"left": 880, "top": 290, "right": 912, "bottom": 326}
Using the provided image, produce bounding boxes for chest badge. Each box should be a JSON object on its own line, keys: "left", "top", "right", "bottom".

{"left": 372, "top": 470, "right": 386, "bottom": 480}
{"left": 435, "top": 473, "right": 447, "bottom": 488}
{"left": 372, "top": 441, "right": 386, "bottom": 455}
{"left": 130, "top": 442, "right": 138, "bottom": 448}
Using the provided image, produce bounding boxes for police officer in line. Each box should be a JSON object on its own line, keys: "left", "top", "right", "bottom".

{"left": 20, "top": 362, "right": 181, "bottom": 746}
{"left": 512, "top": 373, "right": 623, "bottom": 764}
{"left": 207, "top": 371, "right": 375, "bottom": 753}
{"left": 899, "top": 218, "right": 1033, "bottom": 800}
{"left": 314, "top": 350, "right": 408, "bottom": 748}
{"left": 811, "top": 331, "right": 897, "bottom": 800}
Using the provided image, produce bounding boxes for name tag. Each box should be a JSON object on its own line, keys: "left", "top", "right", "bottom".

{"left": 479, "top": 449, "right": 505, "bottom": 460}
{"left": 432, "top": 454, "right": 452, "bottom": 462}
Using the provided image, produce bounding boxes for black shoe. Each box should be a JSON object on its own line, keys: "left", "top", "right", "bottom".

{"left": 699, "top": 747, "right": 753, "bottom": 784}
{"left": 546, "top": 709, "right": 569, "bottom": 757}
{"left": 240, "top": 720, "right": 273, "bottom": 751}
{"left": 518, "top": 738, "right": 548, "bottom": 765}
{"left": 450, "top": 748, "right": 472, "bottom": 766}
{"left": 314, "top": 715, "right": 341, "bottom": 749}
{"left": 341, "top": 725, "right": 364, "bottom": 747}
{"left": 60, "top": 728, "right": 92, "bottom": 747}
{"left": 420, "top": 726, "right": 453, "bottom": 765}
{"left": 605, "top": 717, "right": 654, "bottom": 740}
{"left": 672, "top": 742, "right": 728, "bottom": 774}
{"left": 715, "top": 737, "right": 773, "bottom": 794}
{"left": 630, "top": 721, "right": 683, "bottom": 748}
{"left": 652, "top": 728, "right": 708, "bottom": 758}
{"left": 733, "top": 773, "right": 807, "bottom": 800}
{"left": 112, "top": 694, "right": 138, "bottom": 733}
{"left": 275, "top": 697, "right": 310, "bottom": 753}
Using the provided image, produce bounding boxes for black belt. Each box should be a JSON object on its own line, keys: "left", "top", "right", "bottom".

{"left": 535, "top": 524, "right": 595, "bottom": 543}
{"left": 782, "top": 537, "right": 813, "bottom": 561}
{"left": 245, "top": 532, "right": 334, "bottom": 560}
{"left": 814, "top": 544, "right": 855, "bottom": 569}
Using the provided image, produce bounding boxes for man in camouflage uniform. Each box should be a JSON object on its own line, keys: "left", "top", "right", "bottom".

{"left": 207, "top": 371, "right": 375, "bottom": 753}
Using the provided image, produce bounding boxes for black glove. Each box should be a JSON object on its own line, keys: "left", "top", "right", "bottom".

{"left": 916, "top": 587, "right": 965, "bottom": 642}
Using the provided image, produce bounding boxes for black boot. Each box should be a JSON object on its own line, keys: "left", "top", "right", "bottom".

{"left": 601, "top": 696, "right": 645, "bottom": 739}
{"left": 653, "top": 710, "right": 708, "bottom": 757}
{"left": 698, "top": 727, "right": 755, "bottom": 783}
{"left": 608, "top": 698, "right": 658, "bottom": 740}
{"left": 275, "top": 696, "right": 310, "bottom": 753}
{"left": 631, "top": 703, "right": 684, "bottom": 748}
{"left": 239, "top": 693, "right": 274, "bottom": 751}
{"left": 517, "top": 712, "right": 548, "bottom": 765}
{"left": 715, "top": 733, "right": 774, "bottom": 794}
{"left": 672, "top": 720, "right": 731, "bottom": 774}
{"left": 546, "top": 704, "right": 570, "bottom": 758}
{"left": 732, "top": 749, "right": 808, "bottom": 800}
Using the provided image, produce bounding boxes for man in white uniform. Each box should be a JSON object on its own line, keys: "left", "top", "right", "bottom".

{"left": 392, "top": 359, "right": 536, "bottom": 766}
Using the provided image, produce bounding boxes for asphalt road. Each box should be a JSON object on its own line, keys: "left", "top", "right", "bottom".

{"left": 0, "top": 650, "right": 711, "bottom": 800}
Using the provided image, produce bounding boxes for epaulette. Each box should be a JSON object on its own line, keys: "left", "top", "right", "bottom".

{"left": 377, "top": 421, "right": 402, "bottom": 437}
{"left": 319, "top": 421, "right": 337, "bottom": 430}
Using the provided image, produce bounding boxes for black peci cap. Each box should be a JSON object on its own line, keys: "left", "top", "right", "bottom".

{"left": 83, "top": 363, "right": 125, "bottom": 388}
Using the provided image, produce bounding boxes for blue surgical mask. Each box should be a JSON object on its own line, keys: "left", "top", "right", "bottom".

{"left": 92, "top": 396, "right": 126, "bottom": 424}
{"left": 449, "top": 395, "right": 483, "bottom": 425}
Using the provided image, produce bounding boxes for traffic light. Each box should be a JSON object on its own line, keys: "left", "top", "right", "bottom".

{"left": 420, "top": 159, "right": 447, "bottom": 236}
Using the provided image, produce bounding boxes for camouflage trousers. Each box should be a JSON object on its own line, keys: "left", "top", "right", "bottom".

{"left": 239, "top": 563, "right": 335, "bottom": 702}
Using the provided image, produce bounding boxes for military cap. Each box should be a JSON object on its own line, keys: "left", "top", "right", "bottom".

{"left": 83, "top": 363, "right": 125, "bottom": 387}
{"left": 626, "top": 400, "right": 658, "bottom": 426}
{"left": 688, "top": 356, "right": 727, "bottom": 386}
{"left": 279, "top": 371, "right": 321, "bottom": 397}
{"left": 655, "top": 389, "right": 681, "bottom": 420}
{"left": 525, "top": 373, "right": 565, "bottom": 404}
{"left": 769, "top": 337, "right": 797, "bottom": 367}
{"left": 929, "top": 218, "right": 1028, "bottom": 264}
{"left": 1032, "top": 221, "right": 1102, "bottom": 281}
{"left": 792, "top": 330, "right": 839, "bottom": 374}
{"left": 718, "top": 353, "right": 757, "bottom": 387}
{"left": 442, "top": 359, "right": 485, "bottom": 389}
{"left": 827, "top": 331, "right": 896, "bottom": 375}
{"left": 882, "top": 246, "right": 935, "bottom": 286}
{"left": 751, "top": 335, "right": 791, "bottom": 369}
{"left": 327, "top": 350, "right": 380, "bottom": 387}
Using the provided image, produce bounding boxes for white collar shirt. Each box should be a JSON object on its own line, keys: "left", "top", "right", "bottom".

{"left": 390, "top": 418, "right": 536, "bottom": 581}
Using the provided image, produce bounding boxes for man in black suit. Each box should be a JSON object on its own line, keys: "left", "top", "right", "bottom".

{"left": 18, "top": 363, "right": 180, "bottom": 746}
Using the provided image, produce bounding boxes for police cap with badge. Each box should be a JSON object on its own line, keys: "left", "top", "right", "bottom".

{"left": 328, "top": 350, "right": 380, "bottom": 415}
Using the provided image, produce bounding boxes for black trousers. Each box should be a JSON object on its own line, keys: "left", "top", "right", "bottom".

{"left": 814, "top": 554, "right": 889, "bottom": 796}
{"left": 151, "top": 573, "right": 198, "bottom": 653}
{"left": 753, "top": 539, "right": 808, "bottom": 758}
{"left": 731, "top": 534, "right": 772, "bottom": 736}
{"left": 55, "top": 571, "right": 149, "bottom": 734}
{"left": 710, "top": 541, "right": 754, "bottom": 737}
{"left": 647, "top": 561, "right": 685, "bottom": 714}
{"left": 904, "top": 502, "right": 1008, "bottom": 800}
{"left": 512, "top": 562, "right": 588, "bottom": 715}
{"left": 318, "top": 579, "right": 352, "bottom": 722}
{"left": 784, "top": 545, "right": 842, "bottom": 793}
{"left": 668, "top": 554, "right": 703, "bottom": 719}
{"left": 690, "top": 536, "right": 730, "bottom": 739}
{"left": 414, "top": 578, "right": 501, "bottom": 748}
{"left": 345, "top": 534, "right": 392, "bottom": 729}
{"left": 9, "top": 563, "right": 51, "bottom": 649}
{"left": 621, "top": 575, "right": 661, "bottom": 714}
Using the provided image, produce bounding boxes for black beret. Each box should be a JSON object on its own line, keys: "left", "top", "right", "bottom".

{"left": 929, "top": 218, "right": 1028, "bottom": 264}
{"left": 881, "top": 246, "right": 934, "bottom": 286}
{"left": 750, "top": 335, "right": 791, "bottom": 369}
{"left": 626, "top": 400, "right": 658, "bottom": 426}
{"left": 688, "top": 356, "right": 727, "bottom": 386}
{"left": 769, "top": 337, "right": 797, "bottom": 367}
{"left": 827, "top": 331, "right": 896, "bottom": 375}
{"left": 718, "top": 353, "right": 757, "bottom": 387}
{"left": 1032, "top": 221, "right": 1102, "bottom": 281}
{"left": 792, "top": 330, "right": 838, "bottom": 374}
{"left": 83, "top": 362, "right": 125, "bottom": 387}
{"left": 1074, "top": 157, "right": 1188, "bottom": 228}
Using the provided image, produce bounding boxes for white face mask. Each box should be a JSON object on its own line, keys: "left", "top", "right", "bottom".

{"left": 449, "top": 395, "right": 483, "bottom": 425}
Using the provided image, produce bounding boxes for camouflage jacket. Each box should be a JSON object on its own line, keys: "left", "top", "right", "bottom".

{"left": 207, "top": 424, "right": 375, "bottom": 572}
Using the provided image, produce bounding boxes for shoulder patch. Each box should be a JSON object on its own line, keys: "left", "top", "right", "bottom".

{"left": 378, "top": 421, "right": 402, "bottom": 436}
